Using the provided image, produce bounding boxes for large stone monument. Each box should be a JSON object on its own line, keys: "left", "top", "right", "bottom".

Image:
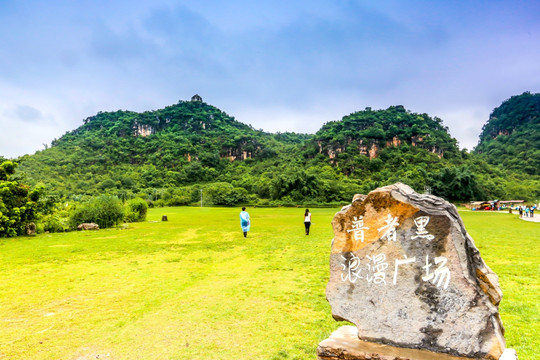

{"left": 318, "top": 183, "right": 517, "bottom": 360}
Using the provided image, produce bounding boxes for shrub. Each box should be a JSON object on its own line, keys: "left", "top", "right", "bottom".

{"left": 257, "top": 198, "right": 270, "bottom": 206}
{"left": 168, "top": 195, "right": 192, "bottom": 206}
{"left": 205, "top": 183, "right": 249, "bottom": 206}
{"left": 42, "top": 213, "right": 70, "bottom": 232}
{"left": 68, "top": 195, "right": 124, "bottom": 229}
{"left": 153, "top": 199, "right": 165, "bottom": 207}
{"left": 161, "top": 187, "right": 193, "bottom": 206}
{"left": 125, "top": 197, "right": 148, "bottom": 222}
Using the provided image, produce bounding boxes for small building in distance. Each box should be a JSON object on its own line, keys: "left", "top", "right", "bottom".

{"left": 498, "top": 200, "right": 525, "bottom": 208}
{"left": 191, "top": 94, "right": 203, "bottom": 102}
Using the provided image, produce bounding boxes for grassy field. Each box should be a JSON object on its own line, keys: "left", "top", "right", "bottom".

{"left": 0, "top": 207, "right": 537, "bottom": 359}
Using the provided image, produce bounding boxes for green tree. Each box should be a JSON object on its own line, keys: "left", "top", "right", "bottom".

{"left": 430, "top": 166, "right": 485, "bottom": 201}
{"left": 125, "top": 197, "right": 148, "bottom": 222}
{"left": 205, "top": 182, "right": 248, "bottom": 206}
{"left": 0, "top": 161, "right": 43, "bottom": 237}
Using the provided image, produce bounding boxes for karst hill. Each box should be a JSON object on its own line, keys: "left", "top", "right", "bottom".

{"left": 474, "top": 92, "right": 540, "bottom": 175}
{"left": 14, "top": 94, "right": 539, "bottom": 203}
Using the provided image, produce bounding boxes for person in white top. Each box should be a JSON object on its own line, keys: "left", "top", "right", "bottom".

{"left": 304, "top": 209, "right": 312, "bottom": 235}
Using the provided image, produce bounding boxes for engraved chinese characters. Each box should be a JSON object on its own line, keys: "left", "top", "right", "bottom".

{"left": 326, "top": 183, "right": 506, "bottom": 360}
{"left": 341, "top": 213, "right": 449, "bottom": 290}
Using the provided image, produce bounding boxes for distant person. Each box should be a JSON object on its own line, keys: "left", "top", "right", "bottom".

{"left": 240, "top": 207, "right": 250, "bottom": 238}
{"left": 304, "top": 208, "right": 312, "bottom": 235}
{"left": 525, "top": 206, "right": 530, "bottom": 218}
{"left": 519, "top": 206, "right": 523, "bottom": 217}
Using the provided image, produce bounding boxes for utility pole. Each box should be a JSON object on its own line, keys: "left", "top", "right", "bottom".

{"left": 200, "top": 189, "right": 203, "bottom": 207}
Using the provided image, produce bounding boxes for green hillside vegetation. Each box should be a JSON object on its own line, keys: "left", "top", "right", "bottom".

{"left": 308, "top": 105, "right": 459, "bottom": 160}
{"left": 475, "top": 92, "right": 540, "bottom": 175}
{"left": 13, "top": 97, "right": 540, "bottom": 208}
{"left": 17, "top": 100, "right": 308, "bottom": 204}
{"left": 303, "top": 106, "right": 470, "bottom": 199}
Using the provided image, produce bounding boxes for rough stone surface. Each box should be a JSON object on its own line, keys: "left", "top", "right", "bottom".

{"left": 326, "top": 183, "right": 506, "bottom": 360}
{"left": 318, "top": 326, "right": 482, "bottom": 360}
{"left": 77, "top": 223, "right": 100, "bottom": 230}
{"left": 25, "top": 222, "right": 36, "bottom": 236}
{"left": 317, "top": 326, "right": 517, "bottom": 360}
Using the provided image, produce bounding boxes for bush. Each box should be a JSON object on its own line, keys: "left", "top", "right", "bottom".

{"left": 168, "top": 195, "right": 192, "bottom": 206}
{"left": 257, "top": 198, "right": 270, "bottom": 206}
{"left": 125, "top": 197, "right": 148, "bottom": 222}
{"left": 205, "top": 183, "right": 249, "bottom": 206}
{"left": 160, "top": 186, "right": 194, "bottom": 206}
{"left": 42, "top": 213, "right": 70, "bottom": 232}
{"left": 153, "top": 199, "right": 165, "bottom": 207}
{"left": 68, "top": 195, "right": 124, "bottom": 229}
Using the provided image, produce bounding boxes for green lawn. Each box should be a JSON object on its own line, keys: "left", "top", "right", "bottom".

{"left": 459, "top": 210, "right": 539, "bottom": 357}
{"left": 0, "top": 207, "right": 537, "bottom": 359}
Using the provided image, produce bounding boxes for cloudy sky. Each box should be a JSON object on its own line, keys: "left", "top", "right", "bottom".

{"left": 1, "top": 0, "right": 539, "bottom": 158}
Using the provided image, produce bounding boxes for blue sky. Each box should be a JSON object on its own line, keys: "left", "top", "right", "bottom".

{"left": 1, "top": 0, "right": 539, "bottom": 158}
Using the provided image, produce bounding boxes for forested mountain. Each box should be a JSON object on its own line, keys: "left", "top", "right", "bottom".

{"left": 13, "top": 96, "right": 540, "bottom": 204}
{"left": 309, "top": 105, "right": 459, "bottom": 160}
{"left": 17, "top": 98, "right": 308, "bottom": 199}
{"left": 474, "top": 92, "right": 540, "bottom": 175}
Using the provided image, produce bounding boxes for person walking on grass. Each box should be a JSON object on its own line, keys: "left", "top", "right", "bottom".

{"left": 240, "top": 207, "right": 250, "bottom": 238}
{"left": 304, "top": 208, "right": 312, "bottom": 235}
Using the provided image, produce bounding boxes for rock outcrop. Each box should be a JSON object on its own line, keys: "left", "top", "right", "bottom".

{"left": 25, "top": 222, "right": 36, "bottom": 236}
{"left": 324, "top": 183, "right": 507, "bottom": 360}
{"left": 77, "top": 223, "right": 100, "bottom": 231}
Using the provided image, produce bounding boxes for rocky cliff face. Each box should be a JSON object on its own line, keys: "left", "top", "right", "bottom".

{"left": 320, "top": 136, "right": 444, "bottom": 160}
{"left": 220, "top": 147, "right": 253, "bottom": 161}
{"left": 133, "top": 121, "right": 154, "bottom": 137}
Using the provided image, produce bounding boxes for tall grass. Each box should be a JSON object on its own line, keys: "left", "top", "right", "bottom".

{"left": 0, "top": 207, "right": 537, "bottom": 359}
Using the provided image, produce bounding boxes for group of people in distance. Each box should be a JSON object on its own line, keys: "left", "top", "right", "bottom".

{"left": 518, "top": 204, "right": 536, "bottom": 218}
{"left": 239, "top": 207, "right": 312, "bottom": 238}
